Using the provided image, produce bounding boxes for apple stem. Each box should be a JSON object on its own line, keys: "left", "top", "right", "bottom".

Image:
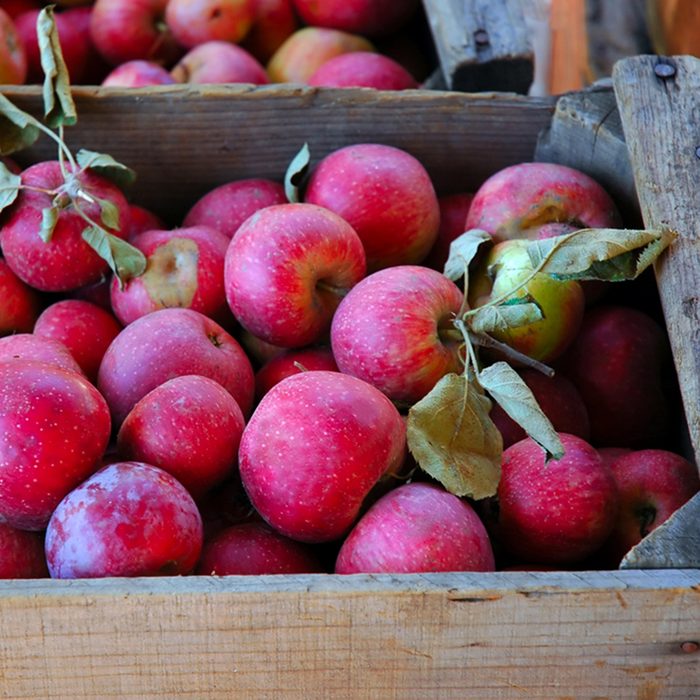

{"left": 470, "top": 331, "right": 555, "bottom": 377}
{"left": 316, "top": 280, "right": 349, "bottom": 298}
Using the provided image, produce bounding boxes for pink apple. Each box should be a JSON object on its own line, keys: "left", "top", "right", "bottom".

{"left": 239, "top": 370, "right": 406, "bottom": 542}
{"left": 422, "top": 192, "right": 474, "bottom": 272}
{"left": 335, "top": 482, "right": 495, "bottom": 574}
{"left": 171, "top": 40, "right": 268, "bottom": 84}
{"left": 102, "top": 58, "right": 177, "bottom": 86}
{"left": 109, "top": 225, "right": 230, "bottom": 325}
{"left": 255, "top": 345, "right": 337, "bottom": 400}
{"left": 33, "top": 299, "right": 122, "bottom": 383}
{"left": 224, "top": 202, "right": 366, "bottom": 348}
{"left": 485, "top": 433, "right": 619, "bottom": 564}
{"left": 97, "top": 307, "right": 255, "bottom": 425}
{"left": 331, "top": 265, "right": 464, "bottom": 405}
{"left": 0, "top": 523, "right": 48, "bottom": 578}
{"left": 45, "top": 461, "right": 203, "bottom": 578}
{"left": 465, "top": 162, "right": 622, "bottom": 242}
{"left": 0, "top": 360, "right": 111, "bottom": 530}
{"left": 197, "top": 521, "right": 324, "bottom": 574}
{"left": 1, "top": 161, "right": 131, "bottom": 292}
{"left": 165, "top": 0, "right": 255, "bottom": 49}
{"left": 0, "top": 333, "right": 85, "bottom": 376}
{"left": 304, "top": 143, "right": 439, "bottom": 271}
{"left": 240, "top": 0, "right": 298, "bottom": 64}
{"left": 117, "top": 374, "right": 245, "bottom": 499}
{"left": 183, "top": 178, "right": 285, "bottom": 240}
{"left": 0, "top": 258, "right": 41, "bottom": 335}
{"left": 0, "top": 8, "right": 27, "bottom": 84}
{"left": 308, "top": 51, "right": 417, "bottom": 89}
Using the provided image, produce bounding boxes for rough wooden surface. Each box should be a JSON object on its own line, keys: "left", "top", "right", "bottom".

{"left": 0, "top": 570, "right": 698, "bottom": 699}
{"left": 421, "top": 0, "right": 533, "bottom": 93}
{"left": 613, "top": 56, "right": 700, "bottom": 469}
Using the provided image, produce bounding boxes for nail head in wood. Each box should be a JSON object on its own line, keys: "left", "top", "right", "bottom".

{"left": 654, "top": 62, "right": 676, "bottom": 79}
{"left": 680, "top": 641, "right": 699, "bottom": 654}
{"left": 474, "top": 29, "right": 490, "bottom": 46}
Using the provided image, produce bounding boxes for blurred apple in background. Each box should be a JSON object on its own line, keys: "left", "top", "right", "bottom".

{"left": 102, "top": 58, "right": 177, "bottom": 86}
{"left": 0, "top": 259, "right": 41, "bottom": 336}
{"left": 0, "top": 8, "right": 27, "bottom": 84}
{"left": 422, "top": 192, "right": 474, "bottom": 272}
{"left": 171, "top": 40, "right": 268, "bottom": 84}
{"left": 165, "top": 0, "right": 255, "bottom": 49}
{"left": 308, "top": 51, "right": 417, "bottom": 89}
{"left": 240, "top": 0, "right": 298, "bottom": 64}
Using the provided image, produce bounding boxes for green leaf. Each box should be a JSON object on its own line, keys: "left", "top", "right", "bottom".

{"left": 76, "top": 150, "right": 136, "bottom": 190}
{"left": 39, "top": 206, "right": 59, "bottom": 243}
{"left": 526, "top": 227, "right": 677, "bottom": 282}
{"left": 407, "top": 372, "right": 502, "bottom": 499}
{"left": 477, "top": 361, "right": 564, "bottom": 461}
{"left": 284, "top": 142, "right": 310, "bottom": 203}
{"left": 81, "top": 226, "right": 147, "bottom": 287}
{"left": 468, "top": 298, "right": 543, "bottom": 334}
{"left": 96, "top": 196, "right": 120, "bottom": 230}
{"left": 443, "top": 229, "right": 492, "bottom": 282}
{"left": 38, "top": 6, "right": 77, "bottom": 128}
{"left": 0, "top": 161, "right": 21, "bottom": 213}
{"left": 0, "top": 94, "right": 42, "bottom": 155}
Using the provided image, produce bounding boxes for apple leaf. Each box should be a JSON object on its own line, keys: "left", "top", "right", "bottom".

{"left": 407, "top": 372, "right": 502, "bottom": 499}
{"left": 76, "top": 150, "right": 136, "bottom": 190}
{"left": 81, "top": 226, "right": 147, "bottom": 288}
{"left": 39, "top": 206, "right": 59, "bottom": 243}
{"left": 526, "top": 227, "right": 677, "bottom": 282}
{"left": 38, "top": 6, "right": 77, "bottom": 128}
{"left": 0, "top": 162, "right": 21, "bottom": 213}
{"left": 468, "top": 298, "right": 543, "bottom": 334}
{"left": 284, "top": 142, "right": 310, "bottom": 203}
{"left": 443, "top": 229, "right": 492, "bottom": 282}
{"left": 0, "top": 94, "right": 42, "bottom": 155}
{"left": 477, "top": 361, "right": 564, "bottom": 461}
{"left": 95, "top": 196, "right": 121, "bottom": 230}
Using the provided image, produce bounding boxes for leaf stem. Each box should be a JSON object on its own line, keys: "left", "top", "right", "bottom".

{"left": 469, "top": 331, "right": 555, "bottom": 377}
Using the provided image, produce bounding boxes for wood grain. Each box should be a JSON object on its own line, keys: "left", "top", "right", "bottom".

{"left": 0, "top": 570, "right": 698, "bottom": 699}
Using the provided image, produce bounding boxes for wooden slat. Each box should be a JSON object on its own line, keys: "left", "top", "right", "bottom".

{"left": 0, "top": 570, "right": 697, "bottom": 699}
{"left": 613, "top": 56, "right": 700, "bottom": 468}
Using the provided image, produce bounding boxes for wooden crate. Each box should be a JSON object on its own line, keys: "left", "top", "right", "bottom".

{"left": 0, "top": 83, "right": 698, "bottom": 699}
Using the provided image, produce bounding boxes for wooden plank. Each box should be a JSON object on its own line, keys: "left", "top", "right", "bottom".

{"left": 0, "top": 570, "right": 697, "bottom": 699}
{"left": 421, "top": 0, "right": 534, "bottom": 93}
{"left": 613, "top": 56, "right": 700, "bottom": 468}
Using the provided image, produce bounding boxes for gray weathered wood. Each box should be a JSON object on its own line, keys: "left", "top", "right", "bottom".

{"left": 421, "top": 0, "right": 534, "bottom": 92}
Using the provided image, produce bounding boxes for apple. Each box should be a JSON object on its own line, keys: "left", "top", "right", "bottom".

{"left": 2, "top": 1, "right": 41, "bottom": 20}
{"left": 266, "top": 26, "right": 374, "bottom": 84}
{"left": 304, "top": 143, "right": 440, "bottom": 271}
{"left": 335, "top": 482, "right": 495, "bottom": 574}
{"left": 90, "top": 0, "right": 182, "bottom": 67}
{"left": 291, "top": 0, "right": 419, "bottom": 37}
{"left": 224, "top": 202, "right": 366, "bottom": 348}
{"left": 0, "top": 8, "right": 27, "bottom": 84}
{"left": 117, "top": 374, "right": 245, "bottom": 499}
{"left": 0, "top": 359, "right": 111, "bottom": 531}
{"left": 469, "top": 238, "right": 585, "bottom": 363}
{"left": 126, "top": 204, "right": 165, "bottom": 240}
{"left": 308, "top": 51, "right": 418, "bottom": 89}
{"left": 465, "top": 162, "right": 622, "bottom": 242}
{"left": 97, "top": 307, "right": 255, "bottom": 425}
{"left": 331, "top": 265, "right": 464, "bottom": 405}
{"left": 1, "top": 156, "right": 21, "bottom": 174}
{"left": 33, "top": 299, "right": 122, "bottom": 383}
{"left": 197, "top": 521, "right": 325, "bottom": 575}
{"left": 0, "top": 258, "right": 41, "bottom": 335}
{"left": 1, "top": 161, "right": 131, "bottom": 292}
{"left": 165, "top": 0, "right": 255, "bottom": 49}
{"left": 490, "top": 368, "right": 590, "bottom": 448}
{"left": 197, "top": 472, "right": 258, "bottom": 539}
{"left": 239, "top": 370, "right": 406, "bottom": 542}
{"left": 422, "top": 192, "right": 474, "bottom": 272}
{"left": 237, "top": 327, "right": 285, "bottom": 367}
{"left": 483, "top": 433, "right": 618, "bottom": 564}
{"left": 0, "top": 523, "right": 48, "bottom": 578}
{"left": 109, "top": 225, "right": 230, "bottom": 325}
{"left": 171, "top": 40, "right": 268, "bottom": 84}
{"left": 67, "top": 275, "right": 113, "bottom": 310}
{"left": 240, "top": 0, "right": 298, "bottom": 64}
{"left": 0, "top": 333, "right": 85, "bottom": 376}
{"left": 183, "top": 178, "right": 285, "bottom": 240}
{"left": 598, "top": 447, "right": 632, "bottom": 470}
{"left": 255, "top": 345, "right": 337, "bottom": 400}
{"left": 59, "top": 6, "right": 112, "bottom": 85}
{"left": 45, "top": 461, "right": 203, "bottom": 578}
{"left": 102, "top": 58, "right": 177, "bottom": 86}
{"left": 557, "top": 305, "right": 672, "bottom": 447}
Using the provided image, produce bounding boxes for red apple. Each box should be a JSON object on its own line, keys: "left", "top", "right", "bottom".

{"left": 183, "top": 178, "right": 285, "bottom": 240}
{"left": 1, "top": 156, "right": 21, "bottom": 174}
{"left": 0, "top": 523, "right": 48, "bottom": 578}
{"left": 255, "top": 345, "right": 337, "bottom": 400}
{"left": 165, "top": 0, "right": 255, "bottom": 49}
{"left": 197, "top": 521, "right": 324, "bottom": 574}
{"left": 0, "top": 258, "right": 41, "bottom": 335}
{"left": 335, "top": 482, "right": 495, "bottom": 574}
{"left": 0, "top": 333, "right": 85, "bottom": 376}
{"left": 240, "top": 0, "right": 298, "bottom": 64}
{"left": 97, "top": 307, "right": 255, "bottom": 425}
{"left": 67, "top": 275, "right": 113, "bottom": 310}
{"left": 331, "top": 265, "right": 464, "bottom": 405}
{"left": 59, "top": 6, "right": 112, "bottom": 85}
{"left": 304, "top": 143, "right": 439, "bottom": 271}
{"left": 422, "top": 192, "right": 474, "bottom": 272}
{"left": 0, "top": 8, "right": 27, "bottom": 84}
{"left": 1, "top": 161, "right": 131, "bottom": 292}
{"left": 109, "top": 225, "right": 230, "bottom": 325}
{"left": 117, "top": 374, "right": 245, "bottom": 499}
{"left": 239, "top": 370, "right": 406, "bottom": 542}
{"left": 308, "top": 51, "right": 418, "bottom": 89}
{"left": 598, "top": 447, "right": 632, "bottom": 470}
{"left": 224, "top": 202, "right": 366, "bottom": 348}
{"left": 171, "top": 40, "right": 268, "bottom": 84}
{"left": 33, "top": 299, "right": 122, "bottom": 383}
{"left": 45, "top": 461, "right": 203, "bottom": 578}
{"left": 197, "top": 473, "right": 258, "bottom": 539}
{"left": 125, "top": 204, "right": 164, "bottom": 240}
{"left": 2, "top": 1, "right": 41, "bottom": 20}
{"left": 0, "top": 360, "right": 111, "bottom": 530}
{"left": 238, "top": 327, "right": 285, "bottom": 367}
{"left": 465, "top": 162, "right": 622, "bottom": 242}
{"left": 102, "top": 58, "right": 177, "bottom": 86}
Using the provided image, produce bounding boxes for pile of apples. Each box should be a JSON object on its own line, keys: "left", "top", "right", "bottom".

{"left": 0, "top": 0, "right": 432, "bottom": 89}
{"left": 1, "top": 111, "right": 699, "bottom": 581}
